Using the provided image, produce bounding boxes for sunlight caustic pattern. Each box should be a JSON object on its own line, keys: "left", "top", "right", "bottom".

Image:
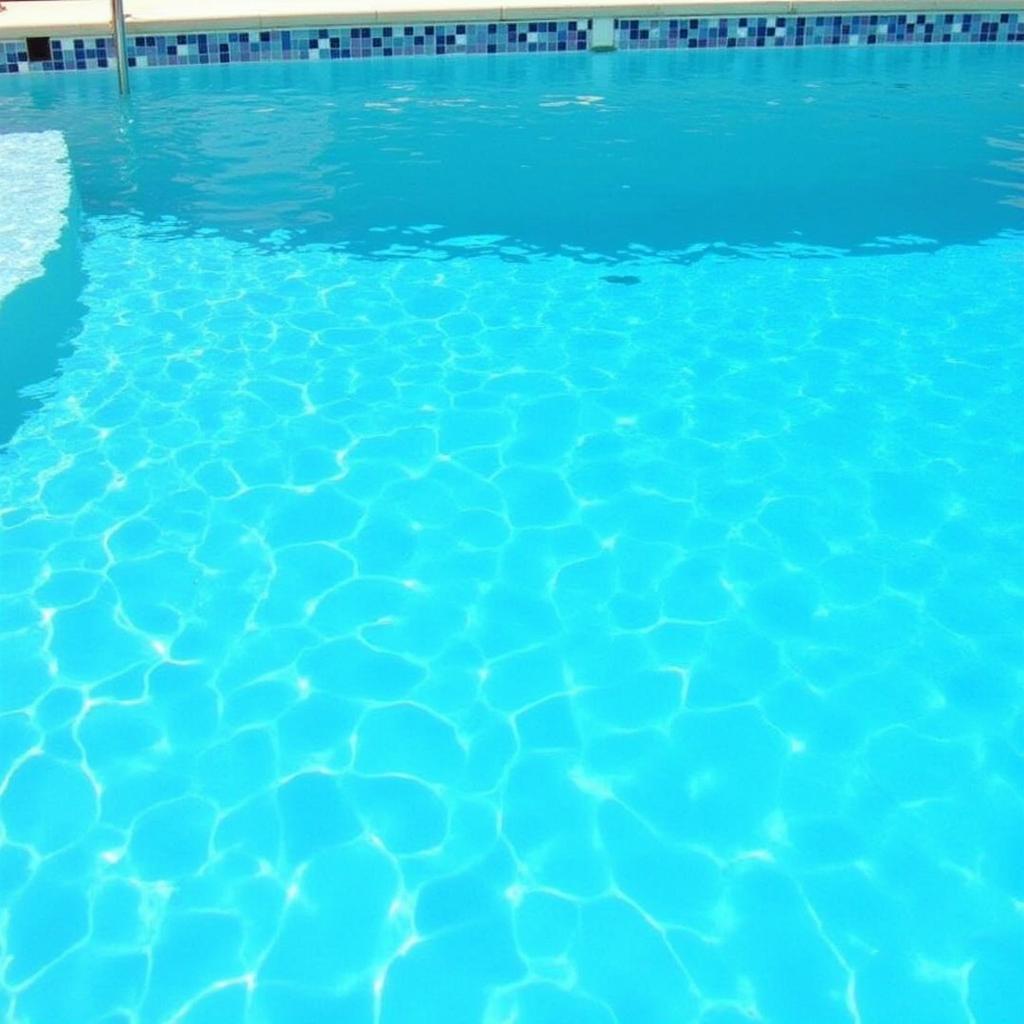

{"left": 1, "top": 215, "right": 1023, "bottom": 1024}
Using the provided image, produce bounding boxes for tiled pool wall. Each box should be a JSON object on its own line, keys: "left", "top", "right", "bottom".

{"left": 0, "top": 20, "right": 590, "bottom": 72}
{"left": 618, "top": 10, "right": 1024, "bottom": 47}
{"left": 1, "top": 10, "right": 1022, "bottom": 73}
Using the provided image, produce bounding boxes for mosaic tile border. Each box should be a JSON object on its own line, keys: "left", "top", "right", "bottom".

{"left": 615, "top": 10, "right": 1024, "bottom": 48}
{"left": 0, "top": 20, "right": 589, "bottom": 73}
{"left": 1, "top": 11, "right": 1022, "bottom": 74}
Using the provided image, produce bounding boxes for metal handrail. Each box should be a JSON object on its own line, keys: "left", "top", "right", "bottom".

{"left": 112, "top": 0, "right": 130, "bottom": 94}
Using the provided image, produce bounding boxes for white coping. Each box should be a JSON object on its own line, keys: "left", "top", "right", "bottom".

{"left": 0, "top": 131, "right": 70, "bottom": 307}
{"left": 2, "top": 0, "right": 1023, "bottom": 37}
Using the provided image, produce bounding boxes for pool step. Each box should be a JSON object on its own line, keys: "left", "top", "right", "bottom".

{"left": 0, "top": 131, "right": 81, "bottom": 443}
{"left": 0, "top": 131, "right": 71, "bottom": 308}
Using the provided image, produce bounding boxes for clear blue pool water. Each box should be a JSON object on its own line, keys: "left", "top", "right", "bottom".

{"left": 1, "top": 44, "right": 1024, "bottom": 1024}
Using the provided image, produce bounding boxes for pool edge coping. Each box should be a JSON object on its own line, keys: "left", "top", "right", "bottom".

{"left": 4, "top": 0, "right": 1024, "bottom": 37}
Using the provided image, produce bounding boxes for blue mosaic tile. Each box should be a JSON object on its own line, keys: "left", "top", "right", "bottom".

{"left": 614, "top": 10, "right": 1024, "bottom": 49}
{"left": 0, "top": 11, "right": 1021, "bottom": 74}
{"left": 121, "top": 19, "right": 587, "bottom": 68}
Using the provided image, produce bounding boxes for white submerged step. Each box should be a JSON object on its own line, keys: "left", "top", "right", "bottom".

{"left": 0, "top": 131, "right": 71, "bottom": 307}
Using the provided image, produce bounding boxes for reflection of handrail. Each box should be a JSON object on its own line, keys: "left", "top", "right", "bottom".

{"left": 112, "top": 0, "right": 129, "bottom": 95}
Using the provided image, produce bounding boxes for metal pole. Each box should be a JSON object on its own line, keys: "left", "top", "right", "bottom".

{"left": 112, "top": 0, "right": 130, "bottom": 95}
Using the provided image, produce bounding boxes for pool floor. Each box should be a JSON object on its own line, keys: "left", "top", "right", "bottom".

{"left": 1, "top": 44, "right": 1023, "bottom": 1024}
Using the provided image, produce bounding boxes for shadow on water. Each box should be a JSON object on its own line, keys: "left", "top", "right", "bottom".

{"left": 1, "top": 44, "right": 1022, "bottom": 259}
{"left": 0, "top": 42, "right": 1020, "bottom": 442}
{"left": 0, "top": 202, "right": 87, "bottom": 444}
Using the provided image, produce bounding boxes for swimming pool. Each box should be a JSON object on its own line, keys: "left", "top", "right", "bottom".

{"left": 1, "top": 42, "right": 1023, "bottom": 1024}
